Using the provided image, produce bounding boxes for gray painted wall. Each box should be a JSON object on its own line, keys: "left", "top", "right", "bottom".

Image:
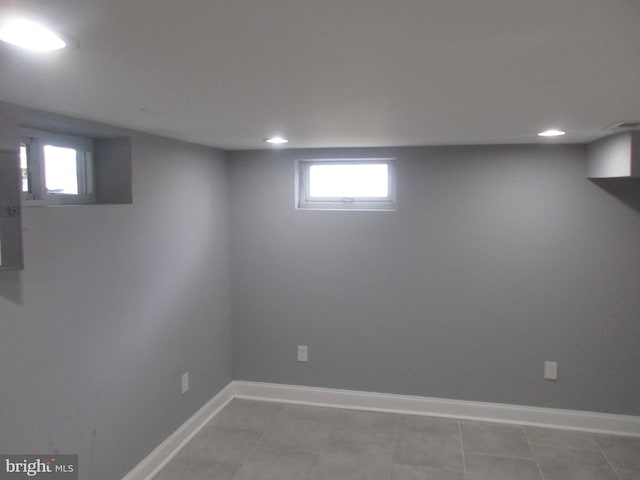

{"left": 230, "top": 145, "right": 640, "bottom": 416}
{"left": 0, "top": 105, "right": 232, "bottom": 480}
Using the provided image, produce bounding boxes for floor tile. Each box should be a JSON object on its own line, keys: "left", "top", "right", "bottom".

{"left": 233, "top": 448, "right": 318, "bottom": 480}
{"left": 533, "top": 444, "right": 613, "bottom": 468}
{"left": 277, "top": 404, "right": 345, "bottom": 424}
{"left": 397, "top": 415, "right": 459, "bottom": 435}
{"left": 460, "top": 421, "right": 532, "bottom": 459}
{"left": 332, "top": 409, "right": 397, "bottom": 432}
{"left": 310, "top": 450, "right": 392, "bottom": 480}
{"left": 596, "top": 435, "right": 640, "bottom": 472}
{"left": 389, "top": 463, "right": 465, "bottom": 480}
{"left": 393, "top": 430, "right": 464, "bottom": 472}
{"left": 464, "top": 454, "right": 541, "bottom": 480}
{"left": 152, "top": 456, "right": 239, "bottom": 480}
{"left": 618, "top": 471, "right": 640, "bottom": 480}
{"left": 257, "top": 418, "right": 333, "bottom": 454}
{"left": 533, "top": 445, "right": 619, "bottom": 480}
{"left": 176, "top": 425, "right": 262, "bottom": 465}
{"left": 210, "top": 399, "right": 285, "bottom": 432}
{"left": 524, "top": 426, "right": 599, "bottom": 451}
{"left": 328, "top": 425, "right": 395, "bottom": 456}
{"left": 149, "top": 400, "right": 640, "bottom": 480}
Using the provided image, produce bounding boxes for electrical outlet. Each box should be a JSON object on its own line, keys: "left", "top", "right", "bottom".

{"left": 544, "top": 361, "right": 558, "bottom": 381}
{"left": 297, "top": 345, "right": 308, "bottom": 363}
{"left": 181, "top": 372, "right": 189, "bottom": 394}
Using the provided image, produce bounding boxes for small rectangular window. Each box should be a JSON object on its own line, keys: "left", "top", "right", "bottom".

{"left": 19, "top": 142, "right": 29, "bottom": 194}
{"left": 297, "top": 159, "right": 396, "bottom": 211}
{"left": 21, "top": 129, "right": 94, "bottom": 205}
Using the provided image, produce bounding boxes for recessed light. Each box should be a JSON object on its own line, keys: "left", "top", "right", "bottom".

{"left": 0, "top": 19, "right": 67, "bottom": 52}
{"left": 265, "top": 136, "right": 289, "bottom": 145}
{"left": 538, "top": 129, "right": 566, "bottom": 137}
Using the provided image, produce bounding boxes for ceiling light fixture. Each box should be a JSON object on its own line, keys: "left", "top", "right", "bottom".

{"left": 0, "top": 19, "right": 67, "bottom": 52}
{"left": 538, "top": 129, "right": 566, "bottom": 137}
{"left": 265, "top": 136, "right": 289, "bottom": 145}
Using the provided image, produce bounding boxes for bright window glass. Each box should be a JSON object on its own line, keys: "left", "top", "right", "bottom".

{"left": 19, "top": 143, "right": 29, "bottom": 193}
{"left": 43, "top": 145, "right": 79, "bottom": 194}
{"left": 309, "top": 163, "right": 389, "bottom": 198}
{"left": 298, "top": 159, "right": 396, "bottom": 211}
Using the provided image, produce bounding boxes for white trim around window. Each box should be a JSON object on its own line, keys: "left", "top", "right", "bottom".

{"left": 21, "top": 129, "right": 94, "bottom": 206}
{"left": 296, "top": 158, "right": 397, "bottom": 211}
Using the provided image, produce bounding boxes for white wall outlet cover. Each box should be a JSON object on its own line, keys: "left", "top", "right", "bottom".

{"left": 544, "top": 361, "right": 558, "bottom": 381}
{"left": 297, "top": 345, "right": 308, "bottom": 363}
{"left": 181, "top": 372, "right": 189, "bottom": 394}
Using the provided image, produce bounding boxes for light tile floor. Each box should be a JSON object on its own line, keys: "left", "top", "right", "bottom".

{"left": 153, "top": 399, "right": 640, "bottom": 480}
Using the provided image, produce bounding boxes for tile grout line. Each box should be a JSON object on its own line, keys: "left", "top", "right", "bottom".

{"left": 596, "top": 438, "right": 624, "bottom": 480}
{"left": 522, "top": 425, "right": 547, "bottom": 480}
{"left": 385, "top": 414, "right": 400, "bottom": 480}
{"left": 459, "top": 451, "right": 546, "bottom": 462}
{"left": 458, "top": 421, "right": 468, "bottom": 480}
{"left": 236, "top": 401, "right": 287, "bottom": 470}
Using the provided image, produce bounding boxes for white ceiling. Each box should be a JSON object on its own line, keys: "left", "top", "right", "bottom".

{"left": 1, "top": 0, "right": 639, "bottom": 149}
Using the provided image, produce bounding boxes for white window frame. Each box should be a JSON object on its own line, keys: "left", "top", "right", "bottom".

{"left": 296, "top": 158, "right": 396, "bottom": 211}
{"left": 21, "top": 129, "right": 94, "bottom": 205}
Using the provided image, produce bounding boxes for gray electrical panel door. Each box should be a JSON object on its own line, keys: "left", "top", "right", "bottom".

{"left": 0, "top": 149, "right": 23, "bottom": 269}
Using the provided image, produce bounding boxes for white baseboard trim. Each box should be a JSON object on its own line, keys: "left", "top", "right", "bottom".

{"left": 233, "top": 381, "right": 640, "bottom": 437}
{"left": 121, "top": 382, "right": 235, "bottom": 480}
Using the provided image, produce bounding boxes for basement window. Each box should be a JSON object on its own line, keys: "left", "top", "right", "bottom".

{"left": 297, "top": 159, "right": 396, "bottom": 211}
{"left": 21, "top": 129, "right": 94, "bottom": 205}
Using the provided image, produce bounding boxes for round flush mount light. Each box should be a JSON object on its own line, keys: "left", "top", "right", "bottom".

{"left": 538, "top": 129, "right": 566, "bottom": 137}
{"left": 264, "top": 136, "right": 289, "bottom": 145}
{"left": 0, "top": 19, "right": 68, "bottom": 52}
